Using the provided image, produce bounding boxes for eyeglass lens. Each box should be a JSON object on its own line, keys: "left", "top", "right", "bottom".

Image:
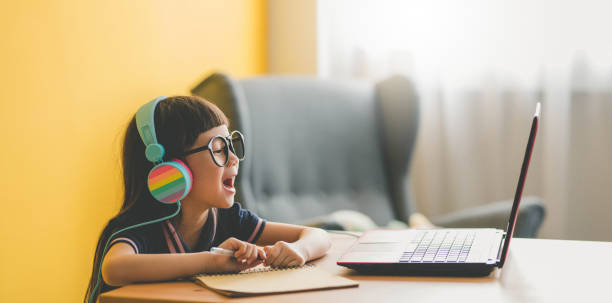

{"left": 230, "top": 132, "right": 245, "bottom": 160}
{"left": 210, "top": 137, "right": 229, "bottom": 167}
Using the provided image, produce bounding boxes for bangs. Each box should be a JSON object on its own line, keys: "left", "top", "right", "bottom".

{"left": 155, "top": 96, "right": 229, "bottom": 159}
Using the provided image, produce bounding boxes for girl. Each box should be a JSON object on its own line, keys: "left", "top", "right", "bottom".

{"left": 84, "top": 96, "right": 331, "bottom": 303}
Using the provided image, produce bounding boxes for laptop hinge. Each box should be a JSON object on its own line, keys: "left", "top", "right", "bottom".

{"left": 495, "top": 232, "right": 506, "bottom": 267}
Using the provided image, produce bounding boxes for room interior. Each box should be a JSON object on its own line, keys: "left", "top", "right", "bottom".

{"left": 1, "top": 1, "right": 611, "bottom": 302}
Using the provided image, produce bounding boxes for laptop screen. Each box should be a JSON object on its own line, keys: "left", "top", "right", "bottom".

{"left": 498, "top": 102, "right": 540, "bottom": 267}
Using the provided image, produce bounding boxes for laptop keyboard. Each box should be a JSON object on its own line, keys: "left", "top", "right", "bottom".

{"left": 399, "top": 230, "right": 476, "bottom": 263}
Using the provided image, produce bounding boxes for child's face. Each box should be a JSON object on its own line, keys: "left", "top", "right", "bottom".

{"left": 183, "top": 125, "right": 239, "bottom": 209}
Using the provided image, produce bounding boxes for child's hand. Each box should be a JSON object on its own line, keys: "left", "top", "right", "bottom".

{"left": 263, "top": 241, "right": 306, "bottom": 268}
{"left": 218, "top": 237, "right": 266, "bottom": 266}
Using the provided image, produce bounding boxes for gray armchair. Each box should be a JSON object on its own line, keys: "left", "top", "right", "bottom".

{"left": 191, "top": 73, "right": 546, "bottom": 238}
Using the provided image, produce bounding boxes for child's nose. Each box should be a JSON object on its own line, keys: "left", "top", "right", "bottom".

{"left": 227, "top": 150, "right": 239, "bottom": 167}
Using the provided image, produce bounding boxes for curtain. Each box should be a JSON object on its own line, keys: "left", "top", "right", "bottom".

{"left": 317, "top": 0, "right": 612, "bottom": 240}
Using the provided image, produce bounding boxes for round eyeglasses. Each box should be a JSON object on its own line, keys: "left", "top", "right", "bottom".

{"left": 181, "top": 130, "right": 245, "bottom": 167}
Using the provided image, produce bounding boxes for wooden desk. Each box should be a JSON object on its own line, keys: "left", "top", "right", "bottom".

{"left": 100, "top": 234, "right": 612, "bottom": 303}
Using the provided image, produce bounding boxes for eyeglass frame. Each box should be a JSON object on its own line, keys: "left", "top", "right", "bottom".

{"left": 180, "top": 130, "right": 245, "bottom": 167}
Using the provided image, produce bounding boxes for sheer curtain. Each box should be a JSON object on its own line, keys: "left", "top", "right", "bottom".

{"left": 317, "top": 0, "right": 612, "bottom": 240}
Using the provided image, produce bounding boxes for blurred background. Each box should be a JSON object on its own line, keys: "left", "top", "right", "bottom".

{"left": 1, "top": 0, "right": 611, "bottom": 302}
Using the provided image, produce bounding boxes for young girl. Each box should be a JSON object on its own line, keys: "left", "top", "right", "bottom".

{"left": 84, "top": 96, "right": 331, "bottom": 302}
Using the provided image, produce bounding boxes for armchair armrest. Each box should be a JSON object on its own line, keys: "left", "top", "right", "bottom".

{"left": 430, "top": 196, "right": 546, "bottom": 238}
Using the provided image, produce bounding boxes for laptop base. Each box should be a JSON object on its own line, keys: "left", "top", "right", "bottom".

{"left": 338, "top": 262, "right": 497, "bottom": 277}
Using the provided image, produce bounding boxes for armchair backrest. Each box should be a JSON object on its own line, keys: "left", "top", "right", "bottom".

{"left": 192, "top": 73, "right": 419, "bottom": 226}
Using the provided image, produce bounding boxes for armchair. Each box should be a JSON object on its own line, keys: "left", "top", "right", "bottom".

{"left": 191, "top": 73, "right": 545, "bottom": 238}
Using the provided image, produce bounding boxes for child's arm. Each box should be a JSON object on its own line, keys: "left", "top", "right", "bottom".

{"left": 101, "top": 237, "right": 264, "bottom": 286}
{"left": 255, "top": 223, "right": 331, "bottom": 268}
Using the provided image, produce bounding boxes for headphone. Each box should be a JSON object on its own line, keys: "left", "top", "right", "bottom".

{"left": 89, "top": 96, "right": 189, "bottom": 303}
{"left": 136, "top": 96, "right": 193, "bottom": 203}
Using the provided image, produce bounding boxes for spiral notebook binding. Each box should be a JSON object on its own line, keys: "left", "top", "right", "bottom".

{"left": 194, "top": 264, "right": 315, "bottom": 278}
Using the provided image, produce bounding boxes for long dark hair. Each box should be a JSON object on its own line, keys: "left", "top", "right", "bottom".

{"left": 84, "top": 96, "right": 228, "bottom": 302}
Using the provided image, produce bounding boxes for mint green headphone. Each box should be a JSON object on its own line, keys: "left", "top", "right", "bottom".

{"left": 136, "top": 96, "right": 193, "bottom": 203}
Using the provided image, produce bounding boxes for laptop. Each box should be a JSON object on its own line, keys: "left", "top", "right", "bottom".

{"left": 337, "top": 102, "right": 541, "bottom": 277}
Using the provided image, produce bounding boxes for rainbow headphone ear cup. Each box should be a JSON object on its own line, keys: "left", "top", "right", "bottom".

{"left": 147, "top": 158, "right": 192, "bottom": 204}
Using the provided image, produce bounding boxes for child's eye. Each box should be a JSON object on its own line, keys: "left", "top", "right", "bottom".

{"left": 213, "top": 149, "right": 224, "bottom": 154}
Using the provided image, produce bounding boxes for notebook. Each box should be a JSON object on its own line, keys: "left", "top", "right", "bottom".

{"left": 192, "top": 264, "right": 358, "bottom": 297}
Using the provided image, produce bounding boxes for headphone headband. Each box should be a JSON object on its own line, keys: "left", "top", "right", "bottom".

{"left": 136, "top": 96, "right": 167, "bottom": 163}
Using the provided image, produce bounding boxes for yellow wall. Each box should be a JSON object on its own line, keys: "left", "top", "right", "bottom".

{"left": 0, "top": 1, "right": 266, "bottom": 302}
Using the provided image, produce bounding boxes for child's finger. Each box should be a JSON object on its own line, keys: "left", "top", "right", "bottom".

{"left": 263, "top": 255, "right": 272, "bottom": 266}
{"left": 263, "top": 246, "right": 275, "bottom": 266}
{"left": 286, "top": 259, "right": 301, "bottom": 267}
{"left": 246, "top": 245, "right": 258, "bottom": 264}
{"left": 266, "top": 245, "right": 281, "bottom": 266}
{"left": 265, "top": 254, "right": 277, "bottom": 267}
{"left": 239, "top": 242, "right": 248, "bottom": 255}
{"left": 234, "top": 243, "right": 249, "bottom": 260}
{"left": 271, "top": 252, "right": 290, "bottom": 268}
{"left": 278, "top": 254, "right": 293, "bottom": 268}
{"left": 219, "top": 237, "right": 240, "bottom": 251}
{"left": 234, "top": 247, "right": 246, "bottom": 260}
{"left": 230, "top": 252, "right": 259, "bottom": 269}
{"left": 242, "top": 245, "right": 252, "bottom": 263}
{"left": 263, "top": 246, "right": 272, "bottom": 257}
{"left": 248, "top": 259, "right": 263, "bottom": 268}
{"left": 236, "top": 243, "right": 252, "bottom": 262}
{"left": 233, "top": 241, "right": 243, "bottom": 254}
{"left": 225, "top": 258, "right": 249, "bottom": 272}
{"left": 257, "top": 247, "right": 266, "bottom": 260}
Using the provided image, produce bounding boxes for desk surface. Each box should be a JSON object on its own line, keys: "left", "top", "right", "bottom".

{"left": 100, "top": 234, "right": 612, "bottom": 303}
